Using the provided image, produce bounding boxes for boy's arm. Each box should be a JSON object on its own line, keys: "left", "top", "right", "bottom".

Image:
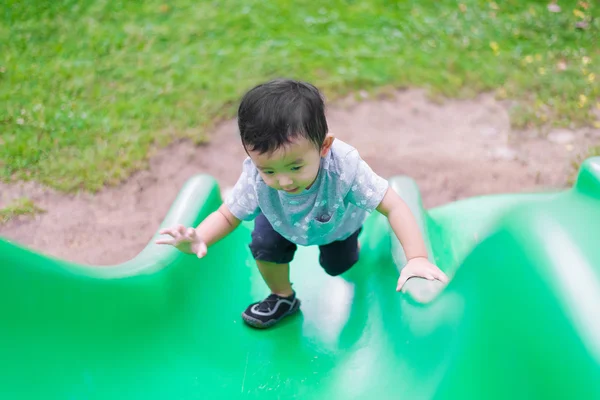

{"left": 340, "top": 148, "right": 448, "bottom": 289}
{"left": 376, "top": 187, "right": 448, "bottom": 290}
{"left": 195, "top": 203, "right": 241, "bottom": 247}
{"left": 376, "top": 187, "right": 428, "bottom": 261}
{"left": 156, "top": 203, "right": 241, "bottom": 257}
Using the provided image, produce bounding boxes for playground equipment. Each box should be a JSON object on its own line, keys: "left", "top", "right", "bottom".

{"left": 1, "top": 158, "right": 599, "bottom": 399}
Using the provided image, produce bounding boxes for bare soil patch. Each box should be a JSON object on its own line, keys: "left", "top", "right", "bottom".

{"left": 1, "top": 90, "right": 598, "bottom": 265}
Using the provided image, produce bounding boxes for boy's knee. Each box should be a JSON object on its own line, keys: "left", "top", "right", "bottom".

{"left": 318, "top": 228, "right": 361, "bottom": 276}
{"left": 319, "top": 254, "right": 359, "bottom": 276}
{"left": 249, "top": 218, "right": 296, "bottom": 264}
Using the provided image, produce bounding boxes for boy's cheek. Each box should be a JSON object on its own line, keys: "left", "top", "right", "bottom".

{"left": 303, "top": 168, "right": 318, "bottom": 181}
{"left": 266, "top": 178, "right": 280, "bottom": 189}
{"left": 258, "top": 173, "right": 273, "bottom": 186}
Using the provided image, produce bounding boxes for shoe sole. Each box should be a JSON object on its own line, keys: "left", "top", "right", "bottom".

{"left": 241, "top": 299, "right": 301, "bottom": 329}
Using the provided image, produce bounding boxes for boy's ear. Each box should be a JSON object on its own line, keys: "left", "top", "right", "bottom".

{"left": 320, "top": 133, "right": 335, "bottom": 157}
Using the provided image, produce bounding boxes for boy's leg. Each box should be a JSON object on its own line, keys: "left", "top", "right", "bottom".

{"left": 256, "top": 260, "right": 293, "bottom": 297}
{"left": 318, "top": 227, "right": 362, "bottom": 276}
{"left": 242, "top": 214, "right": 301, "bottom": 328}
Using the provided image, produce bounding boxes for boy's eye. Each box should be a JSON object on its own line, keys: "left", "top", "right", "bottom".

{"left": 291, "top": 166, "right": 303, "bottom": 171}
{"left": 264, "top": 171, "right": 274, "bottom": 175}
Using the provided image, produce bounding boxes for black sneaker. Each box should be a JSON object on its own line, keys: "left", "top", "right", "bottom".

{"left": 241, "top": 292, "right": 300, "bottom": 329}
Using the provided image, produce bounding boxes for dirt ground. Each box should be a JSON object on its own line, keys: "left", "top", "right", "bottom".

{"left": 1, "top": 89, "right": 598, "bottom": 265}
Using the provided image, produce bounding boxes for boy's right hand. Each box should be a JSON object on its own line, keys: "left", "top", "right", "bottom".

{"left": 155, "top": 224, "right": 208, "bottom": 258}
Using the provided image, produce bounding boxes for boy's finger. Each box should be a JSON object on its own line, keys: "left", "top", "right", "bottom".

{"left": 197, "top": 242, "right": 208, "bottom": 258}
{"left": 187, "top": 227, "right": 196, "bottom": 238}
{"left": 436, "top": 271, "right": 449, "bottom": 283}
{"left": 396, "top": 274, "right": 409, "bottom": 291}
{"left": 155, "top": 238, "right": 176, "bottom": 245}
{"left": 430, "top": 267, "right": 448, "bottom": 282}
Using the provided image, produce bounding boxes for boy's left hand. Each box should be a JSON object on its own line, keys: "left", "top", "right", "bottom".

{"left": 396, "top": 257, "right": 449, "bottom": 291}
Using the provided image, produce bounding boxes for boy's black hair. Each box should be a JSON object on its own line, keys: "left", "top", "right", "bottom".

{"left": 237, "top": 79, "right": 328, "bottom": 154}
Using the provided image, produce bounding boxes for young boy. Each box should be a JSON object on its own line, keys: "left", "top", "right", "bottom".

{"left": 156, "top": 79, "right": 448, "bottom": 328}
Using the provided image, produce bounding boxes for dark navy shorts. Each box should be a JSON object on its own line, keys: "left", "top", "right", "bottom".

{"left": 249, "top": 213, "right": 362, "bottom": 276}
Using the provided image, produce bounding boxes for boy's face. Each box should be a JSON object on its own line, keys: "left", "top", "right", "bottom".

{"left": 248, "top": 134, "right": 334, "bottom": 194}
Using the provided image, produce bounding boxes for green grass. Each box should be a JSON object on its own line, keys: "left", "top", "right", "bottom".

{"left": 2, "top": 0, "right": 599, "bottom": 191}
{"left": 0, "top": 198, "right": 45, "bottom": 224}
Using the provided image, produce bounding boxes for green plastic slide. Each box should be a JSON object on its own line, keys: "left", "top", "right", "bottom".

{"left": 1, "top": 158, "right": 599, "bottom": 399}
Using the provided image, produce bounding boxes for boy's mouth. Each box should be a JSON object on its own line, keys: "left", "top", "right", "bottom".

{"left": 283, "top": 187, "right": 300, "bottom": 193}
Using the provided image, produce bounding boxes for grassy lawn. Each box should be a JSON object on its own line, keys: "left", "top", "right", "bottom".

{"left": 0, "top": 197, "right": 45, "bottom": 224}
{"left": 1, "top": 0, "right": 599, "bottom": 192}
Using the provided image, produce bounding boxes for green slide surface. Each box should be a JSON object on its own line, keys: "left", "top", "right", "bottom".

{"left": 1, "top": 158, "right": 599, "bottom": 399}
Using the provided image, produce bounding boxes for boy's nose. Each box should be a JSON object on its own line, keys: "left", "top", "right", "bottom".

{"left": 278, "top": 176, "right": 293, "bottom": 186}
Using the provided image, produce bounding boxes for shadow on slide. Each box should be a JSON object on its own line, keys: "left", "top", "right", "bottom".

{"left": 1, "top": 158, "right": 599, "bottom": 399}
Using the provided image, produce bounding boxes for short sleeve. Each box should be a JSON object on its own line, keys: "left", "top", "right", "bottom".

{"left": 225, "top": 158, "right": 261, "bottom": 221}
{"left": 344, "top": 151, "right": 389, "bottom": 212}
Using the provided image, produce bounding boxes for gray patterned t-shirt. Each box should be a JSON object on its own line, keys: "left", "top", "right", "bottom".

{"left": 225, "top": 139, "right": 389, "bottom": 246}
